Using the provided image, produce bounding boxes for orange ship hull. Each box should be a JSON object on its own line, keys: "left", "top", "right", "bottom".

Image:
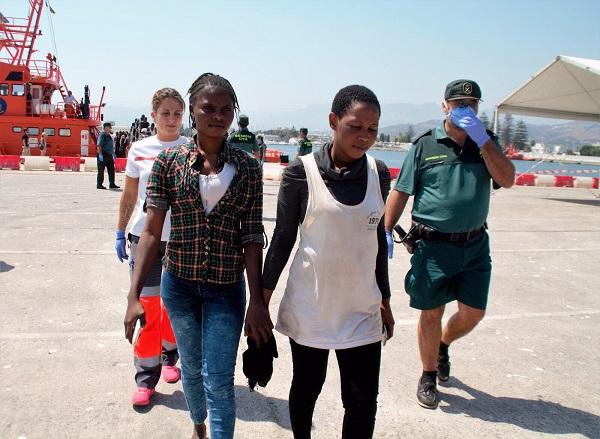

{"left": 0, "top": 114, "right": 98, "bottom": 157}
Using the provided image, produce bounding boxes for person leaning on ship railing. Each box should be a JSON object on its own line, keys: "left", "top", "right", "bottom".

{"left": 384, "top": 79, "right": 515, "bottom": 410}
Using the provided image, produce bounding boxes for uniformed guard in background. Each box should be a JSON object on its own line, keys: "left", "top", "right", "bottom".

{"left": 384, "top": 79, "right": 515, "bottom": 410}
{"left": 228, "top": 113, "right": 258, "bottom": 157}
{"left": 297, "top": 127, "right": 313, "bottom": 156}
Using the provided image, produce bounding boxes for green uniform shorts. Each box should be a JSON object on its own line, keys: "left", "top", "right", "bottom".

{"left": 405, "top": 232, "right": 492, "bottom": 310}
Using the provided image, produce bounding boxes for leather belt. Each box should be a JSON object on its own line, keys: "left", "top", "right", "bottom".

{"left": 412, "top": 222, "right": 486, "bottom": 243}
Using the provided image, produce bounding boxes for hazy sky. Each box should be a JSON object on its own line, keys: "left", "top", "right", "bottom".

{"left": 3, "top": 0, "right": 599, "bottom": 115}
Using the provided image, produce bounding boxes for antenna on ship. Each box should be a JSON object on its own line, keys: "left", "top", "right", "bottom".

{"left": 45, "top": 1, "right": 59, "bottom": 66}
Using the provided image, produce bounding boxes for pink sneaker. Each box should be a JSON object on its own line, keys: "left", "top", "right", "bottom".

{"left": 131, "top": 387, "right": 155, "bottom": 406}
{"left": 162, "top": 365, "right": 181, "bottom": 384}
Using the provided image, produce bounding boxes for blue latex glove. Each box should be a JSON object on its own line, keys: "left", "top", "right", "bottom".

{"left": 450, "top": 106, "right": 490, "bottom": 148}
{"left": 385, "top": 229, "right": 394, "bottom": 259}
{"left": 115, "top": 229, "right": 128, "bottom": 262}
{"left": 98, "top": 153, "right": 104, "bottom": 162}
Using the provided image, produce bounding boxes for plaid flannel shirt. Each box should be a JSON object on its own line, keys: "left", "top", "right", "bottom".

{"left": 146, "top": 140, "right": 264, "bottom": 283}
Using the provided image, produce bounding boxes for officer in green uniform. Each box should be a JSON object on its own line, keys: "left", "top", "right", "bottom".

{"left": 296, "top": 127, "right": 313, "bottom": 156}
{"left": 384, "top": 79, "right": 515, "bottom": 410}
{"left": 228, "top": 113, "right": 258, "bottom": 157}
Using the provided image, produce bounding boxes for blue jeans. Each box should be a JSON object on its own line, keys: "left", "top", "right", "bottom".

{"left": 161, "top": 271, "right": 245, "bottom": 439}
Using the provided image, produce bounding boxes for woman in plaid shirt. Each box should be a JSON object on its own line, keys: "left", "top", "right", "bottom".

{"left": 124, "top": 73, "right": 271, "bottom": 439}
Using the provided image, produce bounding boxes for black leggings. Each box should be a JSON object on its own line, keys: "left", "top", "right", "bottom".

{"left": 289, "top": 338, "right": 381, "bottom": 439}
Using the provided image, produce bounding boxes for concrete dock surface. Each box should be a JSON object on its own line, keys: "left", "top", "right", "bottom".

{"left": 1, "top": 170, "right": 599, "bottom": 439}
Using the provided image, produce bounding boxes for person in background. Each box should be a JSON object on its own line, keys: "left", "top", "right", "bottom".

{"left": 121, "top": 134, "right": 131, "bottom": 157}
{"left": 97, "top": 122, "right": 119, "bottom": 190}
{"left": 21, "top": 129, "right": 30, "bottom": 156}
{"left": 262, "top": 85, "right": 395, "bottom": 438}
{"left": 25, "top": 84, "right": 32, "bottom": 116}
{"left": 256, "top": 135, "right": 267, "bottom": 166}
{"left": 124, "top": 73, "right": 270, "bottom": 439}
{"left": 114, "top": 132, "right": 123, "bottom": 158}
{"left": 140, "top": 114, "right": 150, "bottom": 132}
{"left": 64, "top": 90, "right": 75, "bottom": 104}
{"left": 64, "top": 90, "right": 76, "bottom": 115}
{"left": 39, "top": 132, "right": 47, "bottom": 156}
{"left": 227, "top": 113, "right": 258, "bottom": 157}
{"left": 296, "top": 128, "right": 312, "bottom": 156}
{"left": 117, "top": 87, "right": 187, "bottom": 406}
{"left": 384, "top": 79, "right": 515, "bottom": 410}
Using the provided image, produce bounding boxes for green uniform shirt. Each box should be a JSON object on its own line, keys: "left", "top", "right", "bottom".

{"left": 228, "top": 128, "right": 257, "bottom": 156}
{"left": 97, "top": 132, "right": 115, "bottom": 155}
{"left": 297, "top": 138, "right": 313, "bottom": 156}
{"left": 395, "top": 122, "right": 501, "bottom": 233}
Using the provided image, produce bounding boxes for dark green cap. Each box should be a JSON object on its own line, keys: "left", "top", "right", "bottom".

{"left": 444, "top": 79, "right": 482, "bottom": 101}
{"left": 238, "top": 114, "right": 249, "bottom": 123}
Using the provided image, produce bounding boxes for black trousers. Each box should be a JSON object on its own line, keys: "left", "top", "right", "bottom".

{"left": 289, "top": 338, "right": 381, "bottom": 439}
{"left": 97, "top": 154, "right": 115, "bottom": 187}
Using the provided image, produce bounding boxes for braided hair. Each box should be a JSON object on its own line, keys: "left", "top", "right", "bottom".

{"left": 331, "top": 85, "right": 380, "bottom": 118}
{"left": 187, "top": 73, "right": 239, "bottom": 127}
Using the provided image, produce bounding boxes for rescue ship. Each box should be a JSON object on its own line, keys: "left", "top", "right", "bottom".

{"left": 0, "top": 0, "right": 105, "bottom": 156}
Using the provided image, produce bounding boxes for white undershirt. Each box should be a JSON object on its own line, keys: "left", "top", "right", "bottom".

{"left": 125, "top": 135, "right": 188, "bottom": 241}
{"left": 199, "top": 162, "right": 236, "bottom": 214}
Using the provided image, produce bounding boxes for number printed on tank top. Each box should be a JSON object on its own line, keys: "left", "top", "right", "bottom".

{"left": 366, "top": 211, "right": 381, "bottom": 230}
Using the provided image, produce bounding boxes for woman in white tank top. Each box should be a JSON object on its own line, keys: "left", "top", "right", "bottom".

{"left": 262, "top": 85, "right": 396, "bottom": 439}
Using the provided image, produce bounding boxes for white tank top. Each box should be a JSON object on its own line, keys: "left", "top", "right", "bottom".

{"left": 276, "top": 153, "right": 385, "bottom": 349}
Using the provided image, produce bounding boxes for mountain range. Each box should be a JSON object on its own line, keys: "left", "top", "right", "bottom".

{"left": 379, "top": 120, "right": 600, "bottom": 148}
{"left": 104, "top": 102, "right": 599, "bottom": 148}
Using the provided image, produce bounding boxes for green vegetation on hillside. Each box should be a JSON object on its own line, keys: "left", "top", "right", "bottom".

{"left": 579, "top": 145, "right": 600, "bottom": 157}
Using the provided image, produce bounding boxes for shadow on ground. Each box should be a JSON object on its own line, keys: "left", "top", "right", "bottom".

{"left": 235, "top": 385, "right": 291, "bottom": 430}
{"left": 440, "top": 378, "right": 600, "bottom": 438}
{"left": 546, "top": 198, "right": 600, "bottom": 207}
{"left": 133, "top": 390, "right": 188, "bottom": 414}
{"left": 131, "top": 386, "right": 291, "bottom": 430}
{"left": 0, "top": 261, "right": 15, "bottom": 273}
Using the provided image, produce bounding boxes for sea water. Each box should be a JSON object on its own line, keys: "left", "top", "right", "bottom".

{"left": 269, "top": 143, "right": 600, "bottom": 177}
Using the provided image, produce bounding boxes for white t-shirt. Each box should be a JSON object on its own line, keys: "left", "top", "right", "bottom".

{"left": 199, "top": 162, "right": 236, "bottom": 214}
{"left": 125, "top": 135, "right": 188, "bottom": 241}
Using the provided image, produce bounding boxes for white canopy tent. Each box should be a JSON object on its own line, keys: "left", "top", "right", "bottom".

{"left": 494, "top": 55, "right": 600, "bottom": 131}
